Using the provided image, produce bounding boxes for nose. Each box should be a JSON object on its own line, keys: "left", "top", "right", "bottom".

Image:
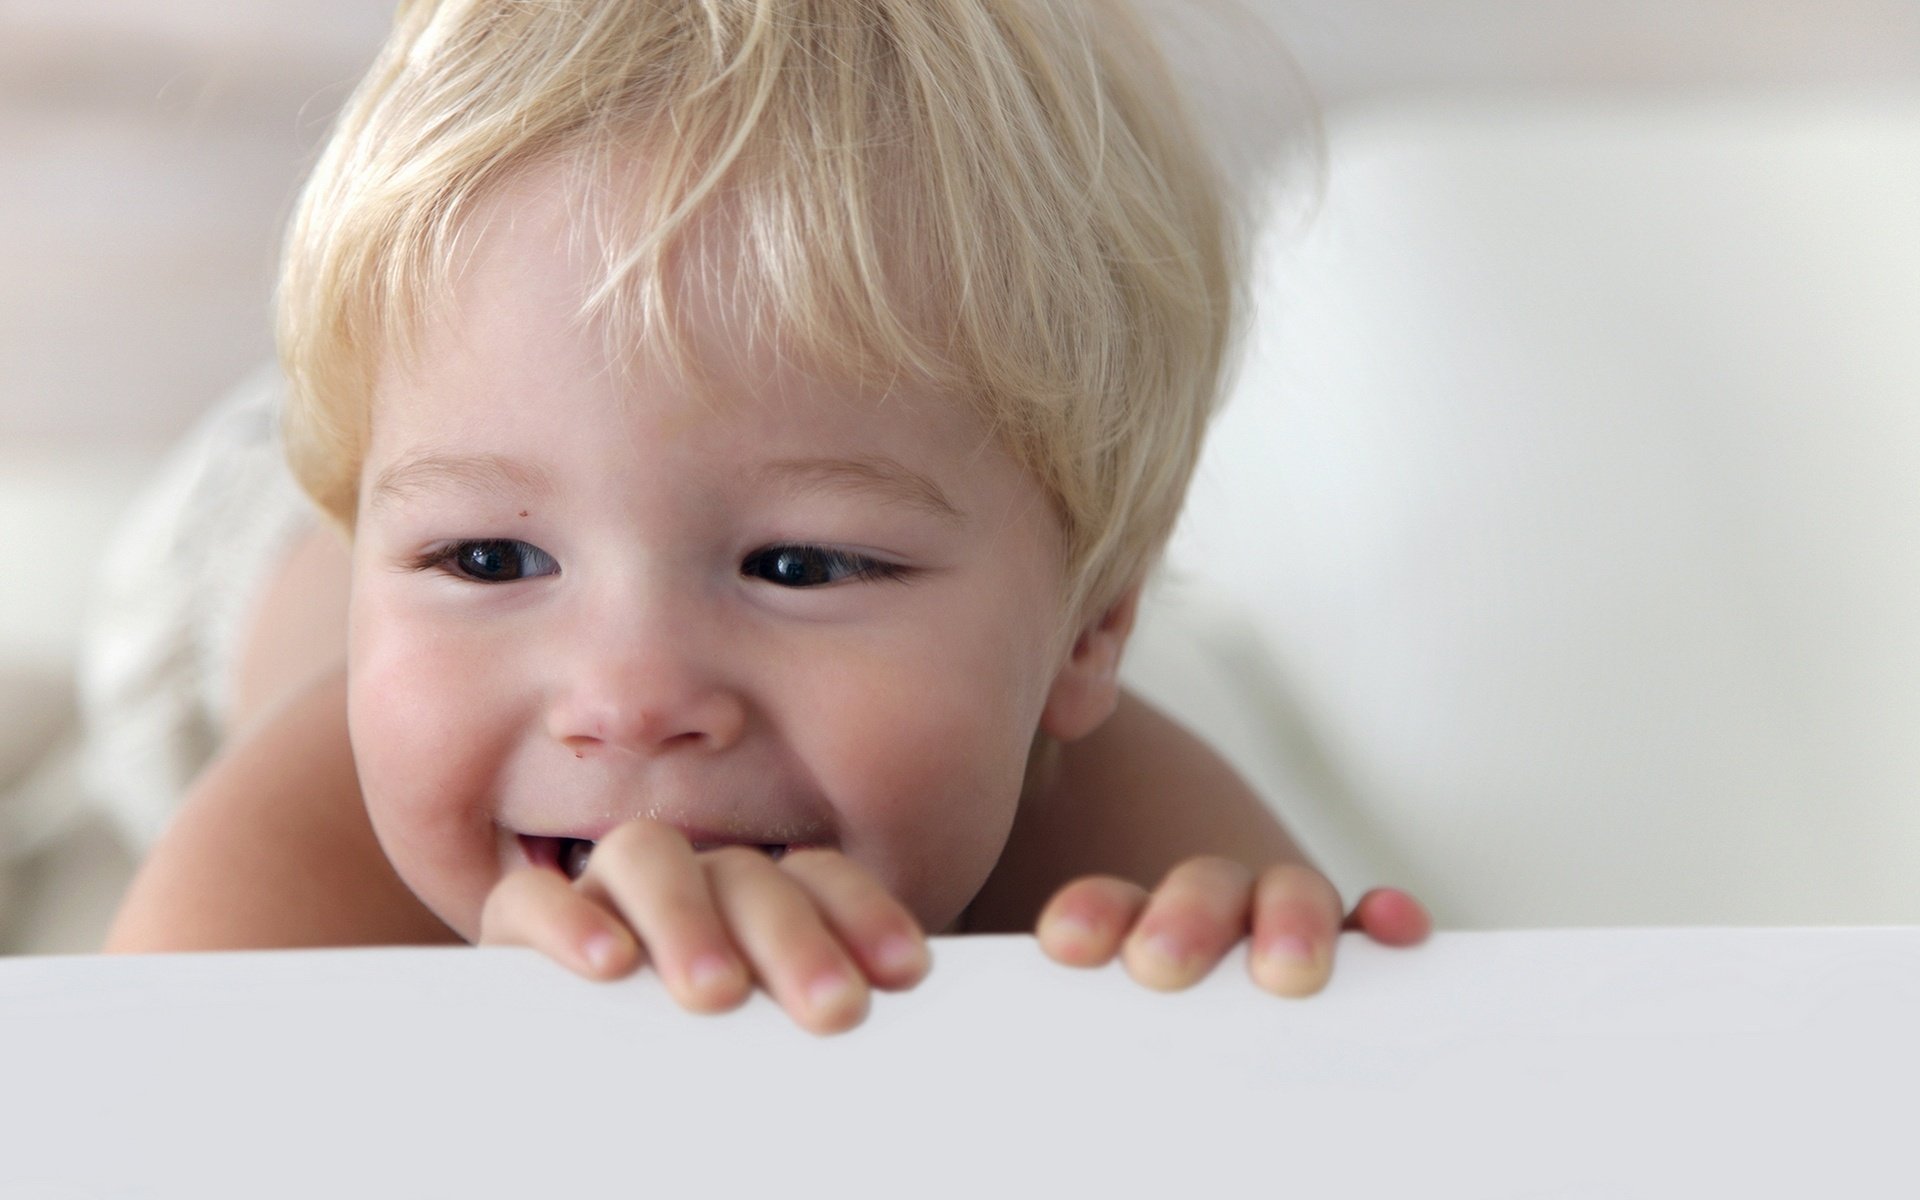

{"left": 543, "top": 587, "right": 748, "bottom": 758}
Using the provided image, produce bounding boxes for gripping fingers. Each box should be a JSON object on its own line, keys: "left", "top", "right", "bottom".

{"left": 1037, "top": 876, "right": 1148, "bottom": 968}
{"left": 706, "top": 848, "right": 869, "bottom": 1035}
{"left": 1121, "top": 857, "right": 1255, "bottom": 991}
{"left": 479, "top": 866, "right": 642, "bottom": 981}
{"left": 1248, "top": 862, "right": 1344, "bottom": 997}
{"left": 582, "top": 822, "right": 751, "bottom": 1013}
{"left": 777, "top": 849, "right": 930, "bottom": 991}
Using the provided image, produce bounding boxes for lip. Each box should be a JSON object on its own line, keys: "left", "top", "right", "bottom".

{"left": 512, "top": 819, "right": 832, "bottom": 847}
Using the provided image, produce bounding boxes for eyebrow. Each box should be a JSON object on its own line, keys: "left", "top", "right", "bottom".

{"left": 367, "top": 449, "right": 962, "bottom": 522}
{"left": 369, "top": 451, "right": 556, "bottom": 511}
{"left": 756, "top": 455, "right": 963, "bottom": 523}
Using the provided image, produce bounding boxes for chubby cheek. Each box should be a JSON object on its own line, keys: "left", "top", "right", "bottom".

{"left": 814, "top": 629, "right": 1052, "bottom": 932}
{"left": 347, "top": 609, "right": 518, "bottom": 940}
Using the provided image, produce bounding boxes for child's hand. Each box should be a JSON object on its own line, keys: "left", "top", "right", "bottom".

{"left": 1034, "top": 859, "right": 1429, "bottom": 996}
{"left": 478, "top": 820, "right": 930, "bottom": 1034}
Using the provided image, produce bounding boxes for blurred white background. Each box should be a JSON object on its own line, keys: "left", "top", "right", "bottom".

{"left": 1, "top": 0, "right": 394, "bottom": 949}
{"left": 2, "top": 1, "right": 1916, "bottom": 950}
{"left": 1, "top": 2, "right": 392, "bottom": 674}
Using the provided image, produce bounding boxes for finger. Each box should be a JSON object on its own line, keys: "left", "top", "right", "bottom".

{"left": 1121, "top": 857, "right": 1255, "bottom": 991}
{"left": 478, "top": 866, "right": 643, "bottom": 981}
{"left": 778, "top": 849, "right": 929, "bottom": 991}
{"left": 583, "top": 822, "right": 751, "bottom": 1013}
{"left": 1036, "top": 876, "right": 1148, "bottom": 968}
{"left": 705, "top": 848, "right": 869, "bottom": 1035}
{"left": 1342, "top": 887, "right": 1432, "bottom": 947}
{"left": 1248, "top": 862, "right": 1344, "bottom": 997}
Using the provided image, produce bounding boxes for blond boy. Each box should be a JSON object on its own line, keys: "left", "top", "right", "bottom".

{"left": 108, "top": 0, "right": 1424, "bottom": 1031}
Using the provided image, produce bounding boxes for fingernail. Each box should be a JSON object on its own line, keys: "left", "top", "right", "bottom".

{"left": 1261, "top": 933, "right": 1314, "bottom": 964}
{"left": 875, "top": 934, "right": 927, "bottom": 979}
{"left": 806, "top": 972, "right": 863, "bottom": 1023}
{"left": 1143, "top": 931, "right": 1190, "bottom": 970}
{"left": 1129, "top": 931, "right": 1195, "bottom": 988}
{"left": 1048, "top": 912, "right": 1097, "bottom": 947}
{"left": 583, "top": 932, "right": 620, "bottom": 973}
{"left": 689, "top": 953, "right": 740, "bottom": 996}
{"left": 1253, "top": 934, "right": 1327, "bottom": 997}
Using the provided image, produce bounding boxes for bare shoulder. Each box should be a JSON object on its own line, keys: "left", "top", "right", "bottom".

{"left": 966, "top": 689, "right": 1306, "bottom": 932}
{"left": 226, "top": 521, "right": 352, "bottom": 740}
{"left": 105, "top": 666, "right": 459, "bottom": 952}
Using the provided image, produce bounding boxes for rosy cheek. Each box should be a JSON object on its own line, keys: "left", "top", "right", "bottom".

{"left": 815, "top": 649, "right": 1031, "bottom": 921}
{"left": 352, "top": 637, "right": 456, "bottom": 778}
{"left": 349, "top": 621, "right": 509, "bottom": 932}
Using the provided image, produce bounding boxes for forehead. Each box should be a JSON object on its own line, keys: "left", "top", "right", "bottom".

{"left": 364, "top": 166, "right": 1040, "bottom": 530}
{"left": 375, "top": 164, "right": 968, "bottom": 439}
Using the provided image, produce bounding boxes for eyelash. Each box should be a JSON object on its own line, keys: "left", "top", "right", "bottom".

{"left": 407, "top": 540, "right": 911, "bottom": 588}
{"left": 407, "top": 540, "right": 557, "bottom": 584}
{"left": 740, "top": 544, "right": 911, "bottom": 588}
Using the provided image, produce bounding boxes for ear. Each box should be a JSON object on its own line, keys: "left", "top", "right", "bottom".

{"left": 1039, "top": 582, "right": 1143, "bottom": 743}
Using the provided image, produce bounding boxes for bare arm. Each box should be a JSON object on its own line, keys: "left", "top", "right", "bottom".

{"left": 105, "top": 665, "right": 457, "bottom": 952}
{"left": 966, "top": 689, "right": 1307, "bottom": 932}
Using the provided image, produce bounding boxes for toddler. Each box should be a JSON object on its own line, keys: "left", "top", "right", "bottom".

{"left": 104, "top": 0, "right": 1425, "bottom": 1031}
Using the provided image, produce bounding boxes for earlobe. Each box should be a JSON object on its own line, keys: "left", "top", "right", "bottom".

{"left": 1039, "top": 582, "right": 1143, "bottom": 743}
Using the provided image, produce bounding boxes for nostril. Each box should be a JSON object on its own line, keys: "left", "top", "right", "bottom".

{"left": 558, "top": 730, "right": 714, "bottom": 758}
{"left": 549, "top": 690, "right": 748, "bottom": 755}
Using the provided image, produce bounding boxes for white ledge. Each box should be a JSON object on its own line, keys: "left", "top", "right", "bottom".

{"left": 2, "top": 928, "right": 1915, "bottom": 1196}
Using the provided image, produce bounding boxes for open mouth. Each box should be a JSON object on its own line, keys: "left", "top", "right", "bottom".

{"left": 519, "top": 835, "right": 794, "bottom": 880}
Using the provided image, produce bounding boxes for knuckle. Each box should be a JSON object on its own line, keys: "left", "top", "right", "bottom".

{"left": 1050, "top": 876, "right": 1138, "bottom": 923}
{"left": 1261, "top": 862, "right": 1342, "bottom": 916}
{"left": 1167, "top": 855, "right": 1254, "bottom": 893}
{"left": 754, "top": 896, "right": 836, "bottom": 953}
{"left": 783, "top": 849, "right": 883, "bottom": 904}
{"left": 1140, "top": 885, "right": 1252, "bottom": 949}
{"left": 1136, "top": 905, "right": 1227, "bottom": 949}
{"left": 478, "top": 871, "right": 541, "bottom": 942}
{"left": 1150, "top": 872, "right": 1251, "bottom": 929}
{"left": 840, "top": 904, "right": 916, "bottom": 954}
{"left": 648, "top": 891, "right": 723, "bottom": 940}
{"left": 1070, "top": 872, "right": 1137, "bottom": 897}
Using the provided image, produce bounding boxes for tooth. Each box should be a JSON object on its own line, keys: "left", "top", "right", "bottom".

{"left": 561, "top": 839, "right": 593, "bottom": 880}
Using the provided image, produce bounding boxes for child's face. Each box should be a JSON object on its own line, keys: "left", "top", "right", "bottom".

{"left": 347, "top": 174, "right": 1078, "bottom": 939}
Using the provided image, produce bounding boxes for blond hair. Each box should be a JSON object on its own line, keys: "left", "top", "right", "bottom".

{"left": 279, "top": 0, "right": 1255, "bottom": 621}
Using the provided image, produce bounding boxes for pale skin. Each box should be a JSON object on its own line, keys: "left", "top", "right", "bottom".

{"left": 108, "top": 170, "right": 1427, "bottom": 1034}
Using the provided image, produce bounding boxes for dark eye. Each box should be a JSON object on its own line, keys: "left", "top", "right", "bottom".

{"left": 428, "top": 539, "right": 559, "bottom": 583}
{"left": 740, "top": 544, "right": 900, "bottom": 588}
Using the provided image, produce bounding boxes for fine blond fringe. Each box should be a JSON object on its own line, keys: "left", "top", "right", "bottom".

{"left": 278, "top": 0, "right": 1284, "bottom": 625}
